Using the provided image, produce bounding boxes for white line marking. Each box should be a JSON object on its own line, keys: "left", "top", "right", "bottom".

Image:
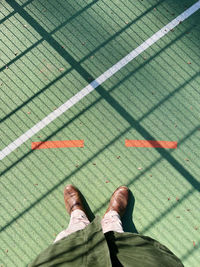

{"left": 1, "top": 1, "right": 200, "bottom": 160}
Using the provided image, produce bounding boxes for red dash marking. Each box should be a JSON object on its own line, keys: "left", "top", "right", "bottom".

{"left": 125, "top": 140, "right": 177, "bottom": 149}
{"left": 32, "top": 140, "right": 84, "bottom": 150}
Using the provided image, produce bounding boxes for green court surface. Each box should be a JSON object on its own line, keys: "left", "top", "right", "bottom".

{"left": 1, "top": 0, "right": 200, "bottom": 266}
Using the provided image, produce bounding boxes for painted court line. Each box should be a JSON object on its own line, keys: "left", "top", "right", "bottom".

{"left": 31, "top": 140, "right": 84, "bottom": 150}
{"left": 0, "top": 1, "right": 200, "bottom": 160}
{"left": 125, "top": 140, "right": 177, "bottom": 149}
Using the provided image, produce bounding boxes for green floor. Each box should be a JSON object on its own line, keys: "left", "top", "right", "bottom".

{"left": 1, "top": 0, "right": 200, "bottom": 266}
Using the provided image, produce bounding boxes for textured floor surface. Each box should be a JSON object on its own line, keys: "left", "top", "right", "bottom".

{"left": 0, "top": 0, "right": 200, "bottom": 266}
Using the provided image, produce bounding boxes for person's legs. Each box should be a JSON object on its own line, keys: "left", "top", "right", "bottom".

{"left": 101, "top": 186, "right": 129, "bottom": 234}
{"left": 54, "top": 185, "right": 90, "bottom": 243}
{"left": 54, "top": 185, "right": 129, "bottom": 242}
{"left": 54, "top": 209, "right": 90, "bottom": 243}
{"left": 101, "top": 210, "right": 124, "bottom": 233}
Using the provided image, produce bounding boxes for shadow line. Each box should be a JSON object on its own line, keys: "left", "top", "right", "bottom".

{"left": 1, "top": 0, "right": 167, "bottom": 123}
{"left": 0, "top": 0, "right": 100, "bottom": 73}
{"left": 1, "top": 123, "right": 199, "bottom": 233}
{"left": 2, "top": 0, "right": 200, "bottom": 250}
{"left": 0, "top": 21, "right": 195, "bottom": 123}
{"left": 0, "top": 0, "right": 34, "bottom": 24}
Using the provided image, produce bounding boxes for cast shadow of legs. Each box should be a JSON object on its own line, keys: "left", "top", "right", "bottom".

{"left": 81, "top": 192, "right": 95, "bottom": 222}
{"left": 122, "top": 190, "right": 138, "bottom": 234}
{"left": 81, "top": 188, "right": 138, "bottom": 233}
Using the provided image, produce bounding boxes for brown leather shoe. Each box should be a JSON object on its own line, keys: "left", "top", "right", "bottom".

{"left": 64, "top": 185, "right": 86, "bottom": 215}
{"left": 104, "top": 186, "right": 129, "bottom": 218}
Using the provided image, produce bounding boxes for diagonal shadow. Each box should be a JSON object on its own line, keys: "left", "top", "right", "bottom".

{"left": 0, "top": 0, "right": 101, "bottom": 72}
{"left": 93, "top": 125, "right": 200, "bottom": 215}
{"left": 1, "top": 0, "right": 165, "bottom": 72}
{"left": 0, "top": 0, "right": 34, "bottom": 24}
{"left": 1, "top": 0, "right": 168, "bottom": 123}
{"left": 0, "top": 22, "right": 196, "bottom": 124}
{"left": 0, "top": 126, "right": 129, "bottom": 232}
{"left": 0, "top": 63, "right": 198, "bottom": 178}
{"left": 2, "top": 0, "right": 199, "bottom": 251}
{"left": 4, "top": 0, "right": 200, "bottom": 195}
{"left": 1, "top": 122, "right": 199, "bottom": 234}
